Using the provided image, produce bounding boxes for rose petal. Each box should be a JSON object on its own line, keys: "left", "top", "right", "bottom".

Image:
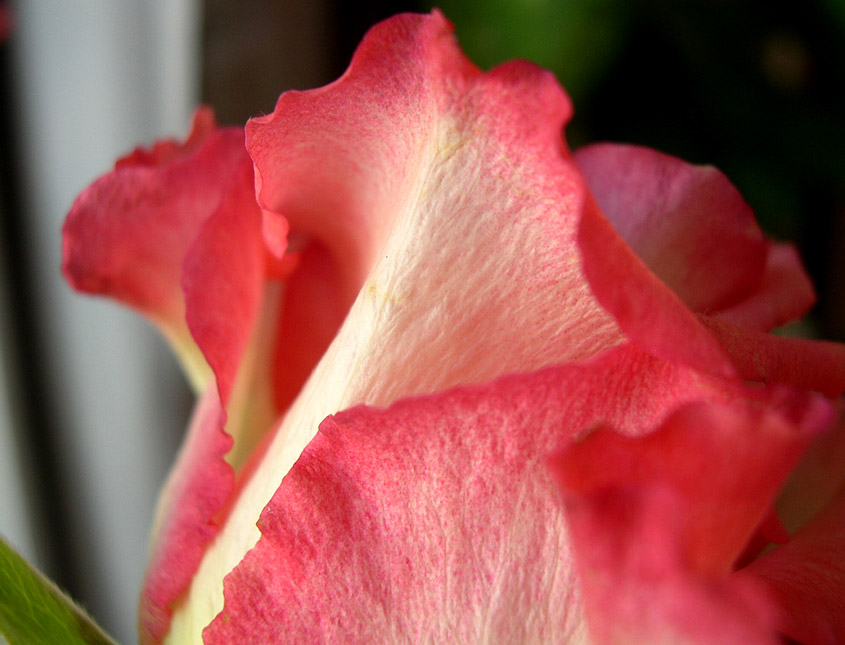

{"left": 139, "top": 386, "right": 233, "bottom": 645}
{"left": 717, "top": 243, "right": 816, "bottom": 331}
{"left": 173, "top": 12, "right": 639, "bottom": 635}
{"left": 699, "top": 315, "right": 845, "bottom": 398}
{"left": 200, "top": 343, "right": 827, "bottom": 643}
{"left": 78, "top": 117, "right": 294, "bottom": 643}
{"left": 577, "top": 195, "right": 736, "bottom": 377}
{"left": 747, "top": 484, "right": 845, "bottom": 645}
{"left": 575, "top": 143, "right": 768, "bottom": 314}
{"left": 181, "top": 156, "right": 268, "bottom": 407}
{"left": 554, "top": 400, "right": 826, "bottom": 577}
{"left": 559, "top": 485, "right": 780, "bottom": 645}
{"left": 62, "top": 108, "right": 247, "bottom": 390}
{"left": 550, "top": 397, "right": 831, "bottom": 644}
{"left": 245, "top": 9, "right": 623, "bottom": 402}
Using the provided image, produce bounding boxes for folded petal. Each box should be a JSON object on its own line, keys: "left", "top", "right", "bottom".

{"left": 575, "top": 143, "right": 768, "bottom": 314}
{"left": 550, "top": 396, "right": 831, "bottom": 644}
{"left": 173, "top": 12, "right": 639, "bottom": 636}
{"left": 699, "top": 316, "right": 845, "bottom": 398}
{"left": 62, "top": 108, "right": 247, "bottom": 390}
{"left": 201, "top": 344, "right": 827, "bottom": 643}
{"left": 717, "top": 244, "right": 816, "bottom": 331}
{"left": 747, "top": 484, "right": 845, "bottom": 645}
{"left": 140, "top": 387, "right": 233, "bottom": 645}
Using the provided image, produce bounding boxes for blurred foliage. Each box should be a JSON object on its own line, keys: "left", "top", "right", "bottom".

{"left": 426, "top": 0, "right": 845, "bottom": 338}
{"left": 434, "top": 0, "right": 633, "bottom": 103}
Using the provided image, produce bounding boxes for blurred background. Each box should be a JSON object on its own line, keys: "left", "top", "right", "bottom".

{"left": 0, "top": 0, "right": 843, "bottom": 641}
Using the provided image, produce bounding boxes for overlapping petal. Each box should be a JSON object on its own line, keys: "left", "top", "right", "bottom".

{"left": 59, "top": 9, "right": 845, "bottom": 645}
{"left": 576, "top": 143, "right": 768, "bottom": 314}
{"left": 171, "top": 12, "right": 632, "bottom": 636}
{"left": 140, "top": 388, "right": 232, "bottom": 645}
{"left": 550, "top": 395, "right": 832, "bottom": 644}
{"left": 62, "top": 108, "right": 242, "bottom": 390}
{"left": 206, "top": 344, "right": 831, "bottom": 643}
{"left": 62, "top": 109, "right": 291, "bottom": 643}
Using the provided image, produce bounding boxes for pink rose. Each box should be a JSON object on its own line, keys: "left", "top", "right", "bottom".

{"left": 63, "top": 11, "right": 845, "bottom": 645}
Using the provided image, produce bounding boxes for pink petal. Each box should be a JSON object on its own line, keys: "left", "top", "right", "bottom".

{"left": 747, "top": 485, "right": 845, "bottom": 645}
{"left": 172, "top": 13, "right": 828, "bottom": 634}
{"left": 717, "top": 244, "right": 816, "bottom": 331}
{"left": 181, "top": 156, "right": 268, "bottom": 406}
{"left": 67, "top": 111, "right": 292, "bottom": 643}
{"left": 182, "top": 11, "right": 640, "bottom": 634}
{"left": 550, "top": 397, "right": 831, "bottom": 644}
{"left": 139, "top": 387, "right": 233, "bottom": 645}
{"left": 700, "top": 316, "right": 845, "bottom": 398}
{"left": 203, "top": 344, "right": 826, "bottom": 643}
{"left": 575, "top": 143, "right": 767, "bottom": 314}
{"left": 577, "top": 193, "right": 736, "bottom": 377}
{"left": 245, "top": 9, "right": 623, "bottom": 395}
{"left": 62, "top": 108, "right": 249, "bottom": 388}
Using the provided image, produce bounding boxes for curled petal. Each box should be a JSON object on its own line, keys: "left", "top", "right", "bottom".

{"left": 748, "top": 484, "right": 845, "bottom": 645}
{"left": 202, "top": 344, "right": 826, "bottom": 643}
{"left": 62, "top": 108, "right": 248, "bottom": 390}
{"left": 140, "top": 387, "right": 233, "bottom": 645}
{"left": 550, "top": 397, "right": 831, "bottom": 644}
{"left": 576, "top": 143, "right": 767, "bottom": 314}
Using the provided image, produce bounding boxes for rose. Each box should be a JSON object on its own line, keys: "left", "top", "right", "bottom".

{"left": 62, "top": 11, "right": 845, "bottom": 645}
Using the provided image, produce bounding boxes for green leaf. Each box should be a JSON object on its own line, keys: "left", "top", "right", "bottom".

{"left": 0, "top": 535, "right": 119, "bottom": 645}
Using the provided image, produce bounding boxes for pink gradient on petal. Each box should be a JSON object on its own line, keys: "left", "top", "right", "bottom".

{"left": 139, "top": 387, "right": 233, "bottom": 645}
{"left": 204, "top": 343, "right": 826, "bottom": 643}
{"left": 62, "top": 109, "right": 247, "bottom": 339}
{"left": 551, "top": 397, "right": 831, "bottom": 644}
{"left": 717, "top": 244, "right": 816, "bottom": 331}
{"left": 576, "top": 143, "right": 767, "bottom": 314}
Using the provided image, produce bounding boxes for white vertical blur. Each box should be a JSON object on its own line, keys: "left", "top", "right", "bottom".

{"left": 9, "top": 0, "right": 200, "bottom": 641}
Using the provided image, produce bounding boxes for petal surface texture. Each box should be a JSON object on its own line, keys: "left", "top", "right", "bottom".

{"left": 551, "top": 396, "right": 832, "bottom": 644}
{"left": 575, "top": 143, "right": 768, "bottom": 314}
{"left": 204, "top": 345, "right": 825, "bottom": 643}
{"left": 167, "top": 11, "right": 637, "bottom": 639}
{"left": 63, "top": 109, "right": 292, "bottom": 642}
{"left": 574, "top": 144, "right": 815, "bottom": 333}
{"left": 62, "top": 108, "right": 245, "bottom": 390}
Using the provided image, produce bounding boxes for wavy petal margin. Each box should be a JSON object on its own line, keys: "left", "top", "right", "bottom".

{"left": 169, "top": 12, "right": 633, "bottom": 637}
{"left": 550, "top": 395, "right": 832, "bottom": 644}
{"left": 205, "top": 344, "right": 831, "bottom": 643}
{"left": 62, "top": 108, "right": 243, "bottom": 390}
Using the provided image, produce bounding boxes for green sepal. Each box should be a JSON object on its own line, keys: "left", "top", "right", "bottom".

{"left": 0, "top": 535, "right": 119, "bottom": 645}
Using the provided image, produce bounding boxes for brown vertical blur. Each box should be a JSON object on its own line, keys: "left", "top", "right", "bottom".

{"left": 201, "top": 0, "right": 335, "bottom": 127}
{"left": 200, "top": 1, "right": 424, "bottom": 126}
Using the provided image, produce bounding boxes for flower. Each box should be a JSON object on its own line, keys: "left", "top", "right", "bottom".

{"left": 62, "top": 11, "right": 845, "bottom": 645}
